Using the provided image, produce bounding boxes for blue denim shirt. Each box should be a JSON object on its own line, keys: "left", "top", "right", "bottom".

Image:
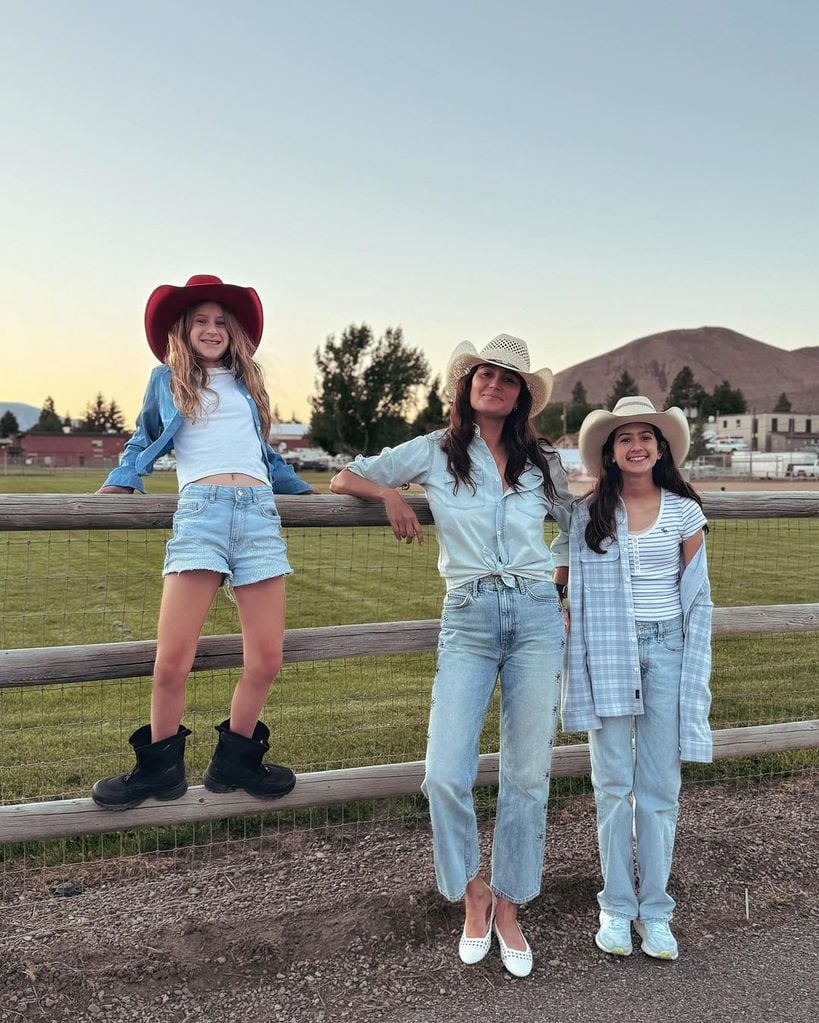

{"left": 347, "top": 428, "right": 574, "bottom": 590}
{"left": 102, "top": 365, "right": 312, "bottom": 495}
{"left": 562, "top": 495, "right": 713, "bottom": 763}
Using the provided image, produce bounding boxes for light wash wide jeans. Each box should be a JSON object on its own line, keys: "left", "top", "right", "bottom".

{"left": 588, "top": 616, "right": 684, "bottom": 922}
{"left": 421, "top": 576, "right": 565, "bottom": 904}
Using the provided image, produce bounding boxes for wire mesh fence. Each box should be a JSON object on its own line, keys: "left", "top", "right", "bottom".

{"left": 1, "top": 494, "right": 817, "bottom": 898}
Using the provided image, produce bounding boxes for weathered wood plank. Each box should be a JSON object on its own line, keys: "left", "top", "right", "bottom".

{"left": 0, "top": 494, "right": 436, "bottom": 531}
{"left": 0, "top": 621, "right": 442, "bottom": 688}
{"left": 2, "top": 604, "right": 817, "bottom": 690}
{"left": 1, "top": 721, "right": 815, "bottom": 844}
{"left": 0, "top": 491, "right": 817, "bottom": 532}
{"left": 2, "top": 604, "right": 817, "bottom": 689}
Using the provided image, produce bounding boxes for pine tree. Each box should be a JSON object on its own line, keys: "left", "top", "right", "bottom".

{"left": 0, "top": 410, "right": 19, "bottom": 437}
{"left": 606, "top": 372, "right": 639, "bottom": 410}
{"left": 30, "top": 397, "right": 63, "bottom": 432}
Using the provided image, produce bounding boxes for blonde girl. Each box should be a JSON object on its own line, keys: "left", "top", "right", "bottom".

{"left": 93, "top": 274, "right": 311, "bottom": 809}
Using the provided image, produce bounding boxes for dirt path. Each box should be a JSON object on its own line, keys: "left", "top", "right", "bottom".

{"left": 1, "top": 774, "right": 816, "bottom": 1022}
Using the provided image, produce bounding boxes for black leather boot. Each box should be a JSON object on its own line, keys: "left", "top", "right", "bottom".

{"left": 203, "top": 720, "right": 296, "bottom": 799}
{"left": 91, "top": 725, "right": 191, "bottom": 810}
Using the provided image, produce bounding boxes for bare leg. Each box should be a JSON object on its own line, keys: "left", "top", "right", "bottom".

{"left": 463, "top": 875, "right": 494, "bottom": 937}
{"left": 151, "top": 571, "right": 222, "bottom": 741}
{"left": 229, "top": 576, "right": 286, "bottom": 736}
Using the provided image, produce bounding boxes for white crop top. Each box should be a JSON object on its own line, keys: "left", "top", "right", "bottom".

{"left": 173, "top": 369, "right": 269, "bottom": 490}
{"left": 626, "top": 490, "right": 707, "bottom": 620}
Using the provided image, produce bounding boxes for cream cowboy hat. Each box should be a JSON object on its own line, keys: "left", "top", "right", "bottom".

{"left": 444, "top": 335, "right": 554, "bottom": 417}
{"left": 578, "top": 395, "right": 690, "bottom": 474}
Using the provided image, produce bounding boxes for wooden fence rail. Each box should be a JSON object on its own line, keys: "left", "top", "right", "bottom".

{"left": 1, "top": 491, "right": 817, "bottom": 844}
{"left": 2, "top": 721, "right": 817, "bottom": 844}
{"left": 2, "top": 605, "right": 818, "bottom": 689}
{"left": 0, "top": 491, "right": 818, "bottom": 532}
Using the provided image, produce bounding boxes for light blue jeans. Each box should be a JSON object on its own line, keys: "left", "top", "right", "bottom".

{"left": 421, "top": 576, "right": 565, "bottom": 904}
{"left": 588, "top": 616, "right": 684, "bottom": 922}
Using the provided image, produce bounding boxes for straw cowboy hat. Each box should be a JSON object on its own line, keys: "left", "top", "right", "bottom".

{"left": 578, "top": 396, "right": 691, "bottom": 474}
{"left": 144, "top": 274, "right": 264, "bottom": 362}
{"left": 445, "top": 335, "right": 554, "bottom": 417}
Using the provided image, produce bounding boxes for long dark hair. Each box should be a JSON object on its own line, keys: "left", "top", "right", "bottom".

{"left": 440, "top": 364, "right": 559, "bottom": 501}
{"left": 585, "top": 424, "right": 705, "bottom": 553}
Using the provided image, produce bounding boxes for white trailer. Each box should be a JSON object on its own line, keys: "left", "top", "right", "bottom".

{"left": 731, "top": 451, "right": 818, "bottom": 479}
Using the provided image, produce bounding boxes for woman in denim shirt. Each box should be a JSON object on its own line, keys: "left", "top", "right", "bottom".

{"left": 331, "top": 335, "right": 573, "bottom": 978}
{"left": 92, "top": 275, "right": 311, "bottom": 812}
{"left": 563, "top": 396, "right": 713, "bottom": 962}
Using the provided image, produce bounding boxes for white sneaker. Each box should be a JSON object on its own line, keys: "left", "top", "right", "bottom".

{"left": 594, "top": 910, "right": 633, "bottom": 956}
{"left": 634, "top": 918, "right": 679, "bottom": 960}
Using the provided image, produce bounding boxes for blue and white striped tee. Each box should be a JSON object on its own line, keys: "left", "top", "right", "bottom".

{"left": 627, "top": 490, "right": 707, "bottom": 620}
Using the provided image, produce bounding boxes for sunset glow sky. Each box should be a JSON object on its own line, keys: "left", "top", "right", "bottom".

{"left": 3, "top": 1, "right": 817, "bottom": 427}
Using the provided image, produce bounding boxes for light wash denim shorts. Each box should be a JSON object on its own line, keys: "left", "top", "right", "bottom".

{"left": 163, "top": 483, "right": 291, "bottom": 586}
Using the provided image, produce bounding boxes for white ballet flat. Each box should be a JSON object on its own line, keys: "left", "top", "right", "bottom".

{"left": 458, "top": 894, "right": 496, "bottom": 965}
{"left": 494, "top": 920, "right": 533, "bottom": 978}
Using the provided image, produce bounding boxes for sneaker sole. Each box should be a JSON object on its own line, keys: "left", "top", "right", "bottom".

{"left": 638, "top": 943, "right": 678, "bottom": 961}
{"left": 594, "top": 933, "right": 632, "bottom": 956}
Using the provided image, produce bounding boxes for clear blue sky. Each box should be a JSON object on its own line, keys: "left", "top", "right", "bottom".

{"left": 2, "top": 0, "right": 817, "bottom": 424}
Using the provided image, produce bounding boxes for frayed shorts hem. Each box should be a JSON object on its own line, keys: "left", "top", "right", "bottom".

{"left": 162, "top": 563, "right": 292, "bottom": 587}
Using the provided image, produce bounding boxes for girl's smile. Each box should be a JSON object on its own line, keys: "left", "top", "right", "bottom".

{"left": 612, "top": 422, "right": 660, "bottom": 475}
{"left": 189, "top": 302, "right": 229, "bottom": 366}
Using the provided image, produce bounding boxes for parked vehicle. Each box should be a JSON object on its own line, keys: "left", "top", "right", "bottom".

{"left": 731, "top": 451, "right": 818, "bottom": 479}
{"left": 708, "top": 435, "right": 749, "bottom": 453}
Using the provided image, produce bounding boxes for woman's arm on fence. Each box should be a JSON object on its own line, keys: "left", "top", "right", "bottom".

{"left": 330, "top": 469, "right": 424, "bottom": 544}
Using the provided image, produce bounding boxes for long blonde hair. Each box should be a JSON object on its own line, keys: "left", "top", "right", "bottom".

{"left": 166, "top": 303, "right": 274, "bottom": 437}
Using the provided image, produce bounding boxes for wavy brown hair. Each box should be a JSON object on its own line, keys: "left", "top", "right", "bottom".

{"left": 166, "top": 303, "right": 273, "bottom": 437}
{"left": 585, "top": 424, "right": 705, "bottom": 553}
{"left": 440, "top": 364, "right": 559, "bottom": 501}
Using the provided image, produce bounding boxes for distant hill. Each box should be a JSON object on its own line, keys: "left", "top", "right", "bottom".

{"left": 551, "top": 327, "right": 819, "bottom": 412}
{"left": 0, "top": 402, "right": 40, "bottom": 430}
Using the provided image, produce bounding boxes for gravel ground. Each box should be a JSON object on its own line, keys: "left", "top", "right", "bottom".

{"left": 1, "top": 774, "right": 817, "bottom": 1023}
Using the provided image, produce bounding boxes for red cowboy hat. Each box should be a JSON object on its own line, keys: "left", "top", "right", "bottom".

{"left": 144, "top": 274, "right": 264, "bottom": 362}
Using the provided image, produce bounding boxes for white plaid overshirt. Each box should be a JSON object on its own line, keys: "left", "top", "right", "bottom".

{"left": 562, "top": 497, "right": 713, "bottom": 763}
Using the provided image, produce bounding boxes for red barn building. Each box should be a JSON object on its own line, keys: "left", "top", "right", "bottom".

{"left": 19, "top": 432, "right": 130, "bottom": 468}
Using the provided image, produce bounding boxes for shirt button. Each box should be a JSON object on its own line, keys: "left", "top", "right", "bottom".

{"left": 496, "top": 530, "right": 501, "bottom": 535}
{"left": 629, "top": 637, "right": 636, "bottom": 643}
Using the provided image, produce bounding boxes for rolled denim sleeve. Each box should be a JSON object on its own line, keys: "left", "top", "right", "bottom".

{"left": 100, "top": 370, "right": 163, "bottom": 492}
{"left": 346, "top": 434, "right": 433, "bottom": 488}
{"left": 266, "top": 446, "right": 313, "bottom": 494}
{"left": 546, "top": 453, "right": 574, "bottom": 569}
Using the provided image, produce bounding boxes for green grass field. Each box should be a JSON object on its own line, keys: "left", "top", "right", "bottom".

{"left": 1, "top": 472, "right": 817, "bottom": 867}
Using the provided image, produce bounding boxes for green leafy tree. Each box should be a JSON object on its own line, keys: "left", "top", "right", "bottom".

{"left": 412, "top": 375, "right": 446, "bottom": 435}
{"left": 82, "top": 393, "right": 126, "bottom": 433}
{"left": 534, "top": 402, "right": 565, "bottom": 441}
{"left": 773, "top": 392, "right": 792, "bottom": 413}
{"left": 667, "top": 366, "right": 707, "bottom": 415}
{"left": 606, "top": 371, "right": 639, "bottom": 410}
{"left": 30, "top": 396, "right": 63, "bottom": 432}
{"left": 0, "top": 410, "right": 19, "bottom": 437}
{"left": 566, "top": 379, "right": 593, "bottom": 433}
{"left": 710, "top": 380, "right": 747, "bottom": 415}
{"left": 309, "top": 324, "right": 430, "bottom": 455}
